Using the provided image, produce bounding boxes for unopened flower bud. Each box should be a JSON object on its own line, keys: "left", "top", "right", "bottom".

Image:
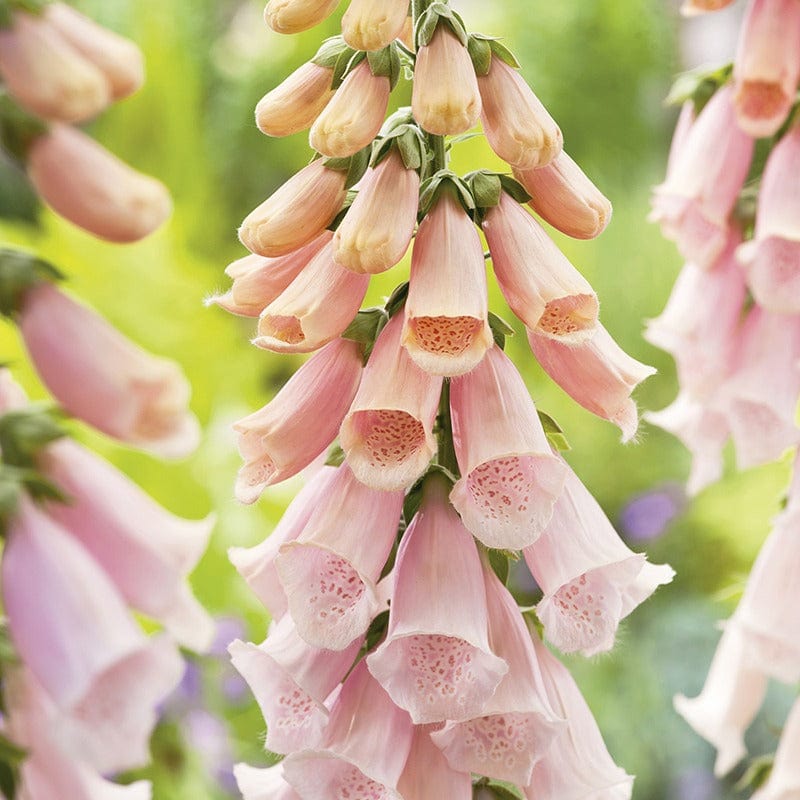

{"left": 478, "top": 57, "right": 562, "bottom": 169}
{"left": 412, "top": 25, "right": 481, "bottom": 136}
{"left": 256, "top": 62, "right": 334, "bottom": 137}
{"left": 264, "top": 0, "right": 340, "bottom": 34}
{"left": 341, "top": 0, "right": 409, "bottom": 52}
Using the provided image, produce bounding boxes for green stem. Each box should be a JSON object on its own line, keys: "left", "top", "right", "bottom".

{"left": 430, "top": 134, "right": 447, "bottom": 172}
{"left": 436, "top": 379, "right": 459, "bottom": 477}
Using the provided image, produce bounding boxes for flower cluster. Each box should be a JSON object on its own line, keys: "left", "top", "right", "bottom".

{"left": 216, "top": 1, "right": 672, "bottom": 798}
{"left": 649, "top": 1, "right": 800, "bottom": 794}
{"left": 0, "top": 0, "right": 171, "bottom": 241}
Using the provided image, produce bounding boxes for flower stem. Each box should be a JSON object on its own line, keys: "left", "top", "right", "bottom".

{"left": 436, "top": 379, "right": 459, "bottom": 477}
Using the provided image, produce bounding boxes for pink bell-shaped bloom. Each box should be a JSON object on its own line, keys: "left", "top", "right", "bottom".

{"left": 449, "top": 346, "right": 567, "bottom": 550}
{"left": 0, "top": 11, "right": 109, "bottom": 122}
{"left": 431, "top": 558, "right": 565, "bottom": 785}
{"left": 310, "top": 60, "right": 390, "bottom": 158}
{"left": 340, "top": 312, "right": 443, "bottom": 491}
{"left": 333, "top": 149, "right": 419, "bottom": 274}
{"left": 27, "top": 125, "right": 172, "bottom": 243}
{"left": 403, "top": 191, "right": 493, "bottom": 376}
{"left": 234, "top": 763, "right": 301, "bottom": 800}
{"left": 528, "top": 323, "right": 655, "bottom": 442}
{"left": 275, "top": 464, "right": 404, "bottom": 650}
{"left": 209, "top": 233, "right": 330, "bottom": 317}
{"left": 750, "top": 697, "right": 800, "bottom": 800}
{"left": 737, "top": 125, "right": 800, "bottom": 313}
{"left": 513, "top": 151, "right": 612, "bottom": 239}
{"left": 717, "top": 305, "right": 800, "bottom": 469}
{"left": 732, "top": 0, "right": 800, "bottom": 137}
{"left": 41, "top": 439, "right": 214, "bottom": 652}
{"left": 19, "top": 283, "right": 198, "bottom": 458}
{"left": 341, "top": 0, "right": 409, "bottom": 51}
{"left": 229, "top": 615, "right": 362, "bottom": 754}
{"left": 412, "top": 25, "right": 481, "bottom": 135}
{"left": 675, "top": 623, "right": 769, "bottom": 777}
{"left": 525, "top": 636, "right": 634, "bottom": 800}
{"left": 398, "top": 726, "right": 473, "bottom": 800}
{"left": 255, "top": 62, "right": 334, "bottom": 137}
{"left": 43, "top": 2, "right": 144, "bottom": 101}
{"left": 651, "top": 85, "right": 754, "bottom": 268}
{"left": 524, "top": 464, "right": 674, "bottom": 656}
{"left": 229, "top": 466, "right": 338, "bottom": 618}
{"left": 483, "top": 192, "right": 599, "bottom": 343}
{"left": 681, "top": 0, "right": 735, "bottom": 14}
{"left": 283, "top": 660, "right": 414, "bottom": 800}
{"left": 478, "top": 57, "right": 562, "bottom": 169}
{"left": 239, "top": 159, "right": 347, "bottom": 258}
{"left": 2, "top": 499, "right": 184, "bottom": 773}
{"left": 233, "top": 338, "right": 363, "bottom": 502}
{"left": 254, "top": 241, "right": 369, "bottom": 353}
{"left": 367, "top": 473, "right": 508, "bottom": 724}
{"left": 264, "top": 0, "right": 340, "bottom": 34}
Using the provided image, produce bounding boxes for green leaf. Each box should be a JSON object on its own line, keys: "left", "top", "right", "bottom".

{"left": 665, "top": 62, "right": 732, "bottom": 113}
{"left": 488, "top": 548, "right": 511, "bottom": 585}
{"left": 384, "top": 282, "right": 409, "bottom": 318}
{"left": 498, "top": 174, "right": 532, "bottom": 204}
{"left": 488, "top": 39, "right": 520, "bottom": 69}
{"left": 0, "top": 91, "right": 48, "bottom": 161}
{"left": 0, "top": 405, "right": 67, "bottom": 467}
{"left": 488, "top": 312, "right": 515, "bottom": 350}
{"left": 324, "top": 443, "right": 346, "bottom": 467}
{"left": 311, "top": 35, "right": 350, "bottom": 70}
{"left": 363, "top": 610, "right": 390, "bottom": 653}
{"left": 537, "top": 410, "right": 570, "bottom": 452}
{"left": 734, "top": 754, "right": 774, "bottom": 792}
{"left": 341, "top": 308, "right": 387, "bottom": 361}
{"left": 467, "top": 34, "right": 492, "bottom": 77}
{"left": 486, "top": 781, "right": 525, "bottom": 800}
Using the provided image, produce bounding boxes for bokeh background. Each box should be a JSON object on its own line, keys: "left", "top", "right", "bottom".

{"left": 0, "top": 1, "right": 794, "bottom": 798}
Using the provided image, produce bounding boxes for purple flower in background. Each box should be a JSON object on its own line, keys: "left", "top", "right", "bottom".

{"left": 184, "top": 709, "right": 237, "bottom": 794}
{"left": 619, "top": 483, "right": 685, "bottom": 542}
{"left": 210, "top": 616, "right": 248, "bottom": 658}
{"left": 671, "top": 767, "right": 719, "bottom": 800}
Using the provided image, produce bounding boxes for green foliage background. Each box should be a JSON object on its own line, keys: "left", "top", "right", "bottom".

{"left": 0, "top": 2, "right": 793, "bottom": 798}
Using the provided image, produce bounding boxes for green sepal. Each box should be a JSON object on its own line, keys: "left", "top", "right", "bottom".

{"left": 489, "top": 39, "right": 520, "bottom": 69}
{"left": 0, "top": 248, "right": 63, "bottom": 318}
{"left": 0, "top": 462, "right": 69, "bottom": 538}
{"left": 0, "top": 730, "right": 26, "bottom": 800}
{"left": 366, "top": 43, "right": 402, "bottom": 90}
{"left": 467, "top": 34, "right": 492, "bottom": 77}
{"left": 371, "top": 113, "right": 427, "bottom": 174}
{"left": 326, "top": 188, "right": 357, "bottom": 232}
{"left": 466, "top": 170, "right": 502, "bottom": 210}
{"left": 0, "top": 91, "right": 48, "bottom": 162}
{"left": 488, "top": 311, "right": 514, "bottom": 350}
{"left": 0, "top": 405, "right": 67, "bottom": 468}
{"left": 402, "top": 476, "right": 424, "bottom": 527}
{"left": 331, "top": 48, "right": 365, "bottom": 91}
{"left": 538, "top": 409, "right": 570, "bottom": 452}
{"left": 0, "top": 624, "right": 19, "bottom": 666}
{"left": 322, "top": 145, "right": 371, "bottom": 189}
{"left": 418, "top": 169, "right": 474, "bottom": 217}
{"left": 363, "top": 609, "right": 390, "bottom": 653}
{"left": 0, "top": 0, "right": 51, "bottom": 27}
{"left": 415, "top": 2, "right": 468, "bottom": 49}
{"left": 324, "top": 443, "right": 346, "bottom": 467}
{"left": 487, "top": 548, "right": 510, "bottom": 585}
{"left": 384, "top": 281, "right": 409, "bottom": 318}
{"left": 498, "top": 174, "right": 531, "bottom": 203}
{"left": 734, "top": 754, "right": 774, "bottom": 792}
{"left": 665, "top": 62, "right": 732, "bottom": 114}
{"left": 522, "top": 606, "right": 545, "bottom": 640}
{"left": 311, "top": 35, "right": 350, "bottom": 70}
{"left": 342, "top": 307, "right": 388, "bottom": 362}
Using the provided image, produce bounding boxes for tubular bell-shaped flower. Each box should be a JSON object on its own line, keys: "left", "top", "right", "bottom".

{"left": 275, "top": 464, "right": 404, "bottom": 650}
{"left": 525, "top": 636, "right": 634, "bottom": 800}
{"left": 750, "top": 697, "right": 800, "bottom": 800}
{"left": 412, "top": 24, "right": 481, "bottom": 135}
{"left": 239, "top": 159, "right": 347, "bottom": 258}
{"left": 431, "top": 558, "right": 565, "bottom": 785}
{"left": 282, "top": 661, "right": 414, "bottom": 800}
{"left": 333, "top": 149, "right": 419, "bottom": 274}
{"left": 340, "top": 312, "right": 443, "bottom": 491}
{"left": 449, "top": 346, "right": 566, "bottom": 550}
{"left": 528, "top": 323, "right": 655, "bottom": 442}
{"left": 41, "top": 439, "right": 214, "bottom": 652}
{"left": 513, "top": 151, "right": 612, "bottom": 240}
{"left": 367, "top": 473, "right": 508, "bottom": 724}
{"left": 483, "top": 191, "right": 599, "bottom": 342}
{"left": 403, "top": 191, "right": 493, "bottom": 376}
{"left": 264, "top": 0, "right": 340, "bottom": 34}
{"left": 255, "top": 61, "right": 334, "bottom": 137}
{"left": 229, "top": 615, "right": 362, "bottom": 754}
{"left": 235, "top": 762, "right": 301, "bottom": 800}
{"left": 524, "top": 464, "right": 674, "bottom": 656}
{"left": 19, "top": 282, "right": 199, "bottom": 458}
{"left": 398, "top": 726, "right": 472, "bottom": 800}
{"left": 341, "top": 0, "right": 409, "bottom": 52}
{"left": 478, "top": 56, "right": 562, "bottom": 169}
{"left": 233, "top": 337, "right": 363, "bottom": 502}
{"left": 310, "top": 60, "right": 391, "bottom": 158}
{"left": 27, "top": 124, "right": 172, "bottom": 243}
{"left": 732, "top": 0, "right": 800, "bottom": 138}
{"left": 254, "top": 241, "right": 369, "bottom": 353}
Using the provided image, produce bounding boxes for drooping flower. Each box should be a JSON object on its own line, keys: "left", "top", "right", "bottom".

{"left": 412, "top": 24, "right": 481, "bottom": 136}
{"left": 340, "top": 311, "right": 443, "bottom": 491}
{"left": 19, "top": 282, "right": 199, "bottom": 458}
{"left": 732, "top": 0, "right": 800, "bottom": 137}
{"left": 233, "top": 337, "right": 363, "bottom": 502}
{"left": 27, "top": 124, "right": 172, "bottom": 243}
{"left": 477, "top": 56, "right": 562, "bottom": 169}
{"left": 367, "top": 473, "right": 508, "bottom": 724}
{"left": 403, "top": 191, "right": 493, "bottom": 376}
{"left": 341, "top": 0, "right": 409, "bottom": 52}
{"left": 234, "top": 762, "right": 301, "bottom": 800}
{"left": 449, "top": 345, "right": 566, "bottom": 550}
{"left": 282, "top": 661, "right": 414, "bottom": 800}
{"left": 750, "top": 697, "right": 800, "bottom": 800}
{"left": 238, "top": 159, "right": 347, "bottom": 258}
{"left": 310, "top": 60, "right": 391, "bottom": 158}
{"left": 254, "top": 241, "right": 369, "bottom": 353}
{"left": 333, "top": 149, "right": 419, "bottom": 274}
{"left": 483, "top": 191, "right": 599, "bottom": 342}
{"left": 275, "top": 463, "right": 404, "bottom": 650}
{"left": 264, "top": 0, "right": 340, "bottom": 34}
{"left": 527, "top": 323, "right": 655, "bottom": 442}
{"left": 397, "top": 726, "right": 473, "bottom": 800}
{"left": 524, "top": 464, "right": 674, "bottom": 657}
{"left": 255, "top": 61, "right": 334, "bottom": 137}
{"left": 513, "top": 150, "right": 612, "bottom": 239}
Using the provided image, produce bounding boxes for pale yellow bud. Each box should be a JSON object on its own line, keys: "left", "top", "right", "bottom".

{"left": 264, "top": 0, "right": 340, "bottom": 34}
{"left": 341, "top": 0, "right": 409, "bottom": 52}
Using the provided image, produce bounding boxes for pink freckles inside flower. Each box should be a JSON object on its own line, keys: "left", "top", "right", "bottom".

{"left": 459, "top": 713, "right": 535, "bottom": 768}
{"left": 351, "top": 409, "right": 425, "bottom": 468}
{"left": 536, "top": 296, "right": 597, "bottom": 338}
{"left": 306, "top": 552, "right": 365, "bottom": 623}
{"left": 273, "top": 673, "right": 317, "bottom": 732}
{"left": 261, "top": 314, "right": 304, "bottom": 343}
{"left": 409, "top": 316, "right": 483, "bottom": 356}
{"left": 737, "top": 81, "right": 788, "bottom": 120}
{"left": 335, "top": 765, "right": 391, "bottom": 800}
{"left": 551, "top": 574, "right": 609, "bottom": 639}
{"left": 407, "top": 635, "right": 477, "bottom": 708}
{"left": 240, "top": 456, "right": 277, "bottom": 489}
{"left": 467, "top": 457, "right": 535, "bottom": 524}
